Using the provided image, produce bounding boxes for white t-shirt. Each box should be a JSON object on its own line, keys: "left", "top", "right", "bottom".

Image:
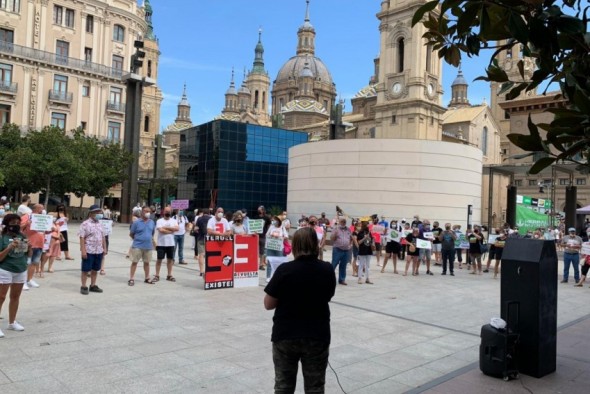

{"left": 207, "top": 217, "right": 230, "bottom": 234}
{"left": 156, "top": 217, "right": 178, "bottom": 247}
{"left": 56, "top": 216, "right": 68, "bottom": 231}
{"left": 173, "top": 216, "right": 188, "bottom": 235}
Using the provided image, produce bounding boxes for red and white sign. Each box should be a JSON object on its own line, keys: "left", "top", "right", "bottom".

{"left": 204, "top": 235, "right": 234, "bottom": 290}
{"left": 233, "top": 234, "right": 259, "bottom": 288}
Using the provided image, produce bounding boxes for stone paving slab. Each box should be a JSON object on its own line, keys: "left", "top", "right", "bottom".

{"left": 0, "top": 222, "right": 588, "bottom": 393}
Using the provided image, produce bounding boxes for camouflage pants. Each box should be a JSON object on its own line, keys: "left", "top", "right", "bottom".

{"left": 272, "top": 339, "right": 330, "bottom": 393}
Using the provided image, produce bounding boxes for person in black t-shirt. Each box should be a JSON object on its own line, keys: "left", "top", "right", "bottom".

{"left": 264, "top": 227, "right": 336, "bottom": 393}
{"left": 467, "top": 226, "right": 483, "bottom": 275}
{"left": 195, "top": 208, "right": 211, "bottom": 276}
{"left": 404, "top": 228, "right": 421, "bottom": 276}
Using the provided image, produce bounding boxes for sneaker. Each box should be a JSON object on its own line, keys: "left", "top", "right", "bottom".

{"left": 560, "top": 280, "right": 568, "bottom": 283}
{"left": 450, "top": 272, "right": 455, "bottom": 276}
{"left": 80, "top": 286, "right": 89, "bottom": 295}
{"left": 89, "top": 285, "right": 103, "bottom": 293}
{"left": 426, "top": 271, "right": 433, "bottom": 276}
{"left": 338, "top": 281, "right": 348, "bottom": 285}
{"left": 23, "top": 282, "right": 29, "bottom": 291}
{"left": 441, "top": 272, "right": 446, "bottom": 275}
{"left": 7, "top": 321, "right": 24, "bottom": 331}
{"left": 27, "top": 280, "right": 40, "bottom": 288}
{"left": 483, "top": 269, "right": 489, "bottom": 273}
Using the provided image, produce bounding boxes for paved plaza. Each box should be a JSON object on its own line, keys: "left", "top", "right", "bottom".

{"left": 0, "top": 222, "right": 588, "bottom": 393}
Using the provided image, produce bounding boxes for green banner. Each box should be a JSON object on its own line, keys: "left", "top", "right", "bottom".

{"left": 516, "top": 205, "right": 549, "bottom": 234}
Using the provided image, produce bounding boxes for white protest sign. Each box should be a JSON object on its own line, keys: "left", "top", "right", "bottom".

{"left": 248, "top": 219, "right": 265, "bottom": 234}
{"left": 423, "top": 232, "right": 434, "bottom": 240}
{"left": 265, "top": 237, "right": 283, "bottom": 252}
{"left": 100, "top": 219, "right": 113, "bottom": 235}
{"left": 488, "top": 234, "right": 499, "bottom": 244}
{"left": 416, "top": 239, "right": 432, "bottom": 249}
{"left": 388, "top": 229, "right": 401, "bottom": 243}
{"left": 581, "top": 242, "right": 590, "bottom": 256}
{"left": 371, "top": 225, "right": 385, "bottom": 234}
{"left": 30, "top": 214, "right": 54, "bottom": 232}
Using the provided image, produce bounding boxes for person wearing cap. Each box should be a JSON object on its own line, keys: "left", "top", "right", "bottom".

{"left": 561, "top": 227, "right": 582, "bottom": 283}
{"left": 78, "top": 205, "right": 107, "bottom": 294}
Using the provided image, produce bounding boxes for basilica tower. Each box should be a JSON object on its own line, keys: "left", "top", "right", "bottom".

{"left": 246, "top": 29, "right": 271, "bottom": 122}
{"left": 374, "top": 0, "right": 445, "bottom": 140}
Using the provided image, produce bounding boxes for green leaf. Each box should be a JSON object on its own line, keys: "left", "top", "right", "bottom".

{"left": 507, "top": 134, "right": 544, "bottom": 152}
{"left": 510, "top": 152, "right": 535, "bottom": 160}
{"left": 508, "top": 12, "right": 529, "bottom": 43}
{"left": 529, "top": 157, "right": 556, "bottom": 174}
{"left": 412, "top": 0, "right": 439, "bottom": 26}
{"left": 506, "top": 84, "right": 528, "bottom": 100}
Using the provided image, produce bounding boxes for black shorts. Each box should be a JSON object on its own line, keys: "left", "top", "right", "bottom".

{"left": 156, "top": 246, "right": 174, "bottom": 260}
{"left": 374, "top": 242, "right": 382, "bottom": 251}
{"left": 385, "top": 241, "right": 400, "bottom": 254}
{"left": 490, "top": 248, "right": 504, "bottom": 260}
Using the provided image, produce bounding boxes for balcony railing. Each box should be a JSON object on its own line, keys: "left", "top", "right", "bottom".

{"left": 0, "top": 40, "right": 123, "bottom": 80}
{"left": 48, "top": 90, "right": 73, "bottom": 103}
{"left": 107, "top": 100, "right": 126, "bottom": 113}
{"left": 0, "top": 80, "right": 17, "bottom": 94}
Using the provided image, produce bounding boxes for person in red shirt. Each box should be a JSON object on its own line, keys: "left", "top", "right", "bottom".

{"left": 20, "top": 204, "right": 45, "bottom": 290}
{"left": 368, "top": 215, "right": 385, "bottom": 266}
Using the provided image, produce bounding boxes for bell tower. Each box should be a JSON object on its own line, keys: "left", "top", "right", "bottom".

{"left": 374, "top": 0, "right": 445, "bottom": 140}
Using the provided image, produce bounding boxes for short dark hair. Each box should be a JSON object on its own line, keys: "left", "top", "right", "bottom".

{"left": 2, "top": 213, "right": 21, "bottom": 234}
{"left": 292, "top": 227, "right": 319, "bottom": 258}
{"left": 201, "top": 208, "right": 210, "bottom": 215}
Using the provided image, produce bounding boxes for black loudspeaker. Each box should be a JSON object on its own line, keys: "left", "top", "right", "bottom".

{"left": 565, "top": 186, "right": 577, "bottom": 231}
{"left": 500, "top": 238, "right": 557, "bottom": 378}
{"left": 506, "top": 186, "right": 517, "bottom": 228}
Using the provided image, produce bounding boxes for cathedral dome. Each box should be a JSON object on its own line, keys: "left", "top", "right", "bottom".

{"left": 275, "top": 55, "right": 333, "bottom": 86}
{"left": 452, "top": 69, "right": 468, "bottom": 86}
{"left": 281, "top": 99, "right": 328, "bottom": 115}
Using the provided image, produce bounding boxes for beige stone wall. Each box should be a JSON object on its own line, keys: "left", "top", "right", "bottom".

{"left": 288, "top": 139, "right": 483, "bottom": 227}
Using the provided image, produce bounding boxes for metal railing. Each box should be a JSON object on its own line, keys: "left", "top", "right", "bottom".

{"left": 48, "top": 89, "right": 73, "bottom": 103}
{"left": 107, "top": 100, "right": 126, "bottom": 112}
{"left": 0, "top": 80, "right": 17, "bottom": 93}
{"left": 0, "top": 40, "right": 123, "bottom": 80}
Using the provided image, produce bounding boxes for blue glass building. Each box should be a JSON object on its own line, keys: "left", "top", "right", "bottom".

{"left": 178, "top": 120, "right": 308, "bottom": 212}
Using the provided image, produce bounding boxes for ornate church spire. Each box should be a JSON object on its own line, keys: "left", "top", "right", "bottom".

{"left": 143, "top": 0, "right": 155, "bottom": 40}
{"left": 296, "top": 0, "right": 316, "bottom": 56}
{"left": 252, "top": 28, "right": 266, "bottom": 74}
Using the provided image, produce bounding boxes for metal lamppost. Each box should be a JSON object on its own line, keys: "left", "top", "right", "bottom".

{"left": 120, "top": 40, "right": 155, "bottom": 223}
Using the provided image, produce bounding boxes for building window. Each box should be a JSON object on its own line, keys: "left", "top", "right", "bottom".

{"left": 0, "top": 63, "right": 12, "bottom": 84}
{"left": 53, "top": 74, "right": 68, "bottom": 93}
{"left": 112, "top": 55, "right": 124, "bottom": 71}
{"left": 84, "top": 47, "right": 92, "bottom": 63}
{"left": 514, "top": 180, "right": 523, "bottom": 187}
{"left": 144, "top": 116, "right": 150, "bottom": 132}
{"left": 559, "top": 178, "right": 568, "bottom": 186}
{"left": 56, "top": 40, "right": 69, "bottom": 64}
{"left": 576, "top": 178, "right": 586, "bottom": 186}
{"left": 391, "top": 115, "right": 397, "bottom": 124}
{"left": 113, "top": 25, "right": 125, "bottom": 42}
{"left": 109, "top": 87, "right": 122, "bottom": 104}
{"left": 504, "top": 111, "right": 510, "bottom": 120}
{"left": 64, "top": 8, "right": 74, "bottom": 28}
{"left": 82, "top": 81, "right": 90, "bottom": 97}
{"left": 397, "top": 38, "right": 405, "bottom": 72}
{"left": 51, "top": 112, "right": 66, "bottom": 129}
{"left": 482, "top": 126, "right": 488, "bottom": 155}
{"left": 426, "top": 43, "right": 432, "bottom": 73}
{"left": 0, "top": 0, "right": 20, "bottom": 13}
{"left": 0, "top": 28, "right": 14, "bottom": 43}
{"left": 0, "top": 104, "right": 10, "bottom": 127}
{"left": 528, "top": 179, "right": 537, "bottom": 186}
{"left": 147, "top": 60, "right": 152, "bottom": 77}
{"left": 53, "top": 5, "right": 63, "bottom": 25}
{"left": 107, "top": 121, "right": 121, "bottom": 143}
{"left": 86, "top": 15, "right": 94, "bottom": 33}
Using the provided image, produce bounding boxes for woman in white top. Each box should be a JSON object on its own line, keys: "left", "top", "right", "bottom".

{"left": 265, "top": 216, "right": 289, "bottom": 282}
{"left": 231, "top": 211, "right": 247, "bottom": 235}
{"left": 55, "top": 204, "right": 74, "bottom": 260}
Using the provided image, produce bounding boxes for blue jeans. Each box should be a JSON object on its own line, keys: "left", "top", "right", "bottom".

{"left": 563, "top": 252, "right": 580, "bottom": 282}
{"left": 331, "top": 247, "right": 350, "bottom": 283}
{"left": 174, "top": 234, "right": 185, "bottom": 262}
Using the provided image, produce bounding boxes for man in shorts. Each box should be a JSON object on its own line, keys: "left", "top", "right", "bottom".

{"left": 155, "top": 206, "right": 179, "bottom": 282}
{"left": 196, "top": 208, "right": 211, "bottom": 276}
{"left": 78, "top": 205, "right": 107, "bottom": 294}
{"left": 128, "top": 206, "right": 156, "bottom": 285}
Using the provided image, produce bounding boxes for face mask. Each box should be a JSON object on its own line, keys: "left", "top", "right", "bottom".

{"left": 272, "top": 220, "right": 278, "bottom": 226}
{"left": 235, "top": 219, "right": 242, "bottom": 224}
{"left": 445, "top": 226, "right": 451, "bottom": 230}
{"left": 94, "top": 214, "right": 103, "bottom": 220}
{"left": 217, "top": 212, "right": 224, "bottom": 219}
{"left": 164, "top": 212, "right": 171, "bottom": 218}
{"left": 0, "top": 209, "right": 4, "bottom": 216}
{"left": 144, "top": 212, "right": 150, "bottom": 219}
{"left": 7, "top": 224, "right": 20, "bottom": 234}
{"left": 41, "top": 210, "right": 47, "bottom": 215}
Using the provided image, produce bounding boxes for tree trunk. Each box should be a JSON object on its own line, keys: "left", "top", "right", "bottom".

{"left": 44, "top": 178, "right": 51, "bottom": 207}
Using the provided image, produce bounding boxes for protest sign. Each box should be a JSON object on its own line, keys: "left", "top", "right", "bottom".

{"left": 248, "top": 219, "right": 264, "bottom": 234}
{"left": 581, "top": 242, "right": 590, "bottom": 256}
{"left": 234, "top": 234, "right": 259, "bottom": 288}
{"left": 99, "top": 219, "right": 113, "bottom": 235}
{"left": 422, "top": 232, "right": 434, "bottom": 240}
{"left": 388, "top": 229, "right": 401, "bottom": 243}
{"left": 487, "top": 234, "right": 499, "bottom": 244}
{"left": 416, "top": 239, "right": 432, "bottom": 249}
{"left": 30, "top": 214, "right": 54, "bottom": 232}
{"left": 170, "top": 200, "right": 189, "bottom": 209}
{"left": 371, "top": 225, "right": 385, "bottom": 234}
{"left": 205, "top": 235, "right": 234, "bottom": 290}
{"left": 265, "top": 237, "right": 283, "bottom": 252}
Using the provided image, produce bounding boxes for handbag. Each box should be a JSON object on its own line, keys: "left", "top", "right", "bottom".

{"left": 409, "top": 243, "right": 416, "bottom": 253}
{"left": 283, "top": 239, "right": 292, "bottom": 256}
{"left": 480, "top": 242, "right": 489, "bottom": 254}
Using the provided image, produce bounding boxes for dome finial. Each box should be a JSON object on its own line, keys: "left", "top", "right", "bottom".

{"left": 258, "top": 26, "right": 262, "bottom": 43}
{"left": 305, "top": 0, "right": 310, "bottom": 22}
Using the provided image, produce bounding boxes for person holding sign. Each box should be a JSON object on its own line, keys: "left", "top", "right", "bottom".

{"left": 20, "top": 203, "right": 45, "bottom": 290}
{"left": 404, "top": 228, "right": 421, "bottom": 276}
{"left": 491, "top": 229, "right": 507, "bottom": 279}
{"left": 264, "top": 227, "right": 336, "bottom": 393}
{"left": 467, "top": 226, "right": 483, "bottom": 275}
{"left": 382, "top": 220, "right": 401, "bottom": 274}
{"left": 265, "top": 216, "right": 289, "bottom": 281}
{"left": 418, "top": 220, "right": 434, "bottom": 276}
{"left": 353, "top": 221, "right": 374, "bottom": 284}
{"left": 438, "top": 224, "right": 457, "bottom": 276}
{"left": 561, "top": 228, "right": 582, "bottom": 284}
